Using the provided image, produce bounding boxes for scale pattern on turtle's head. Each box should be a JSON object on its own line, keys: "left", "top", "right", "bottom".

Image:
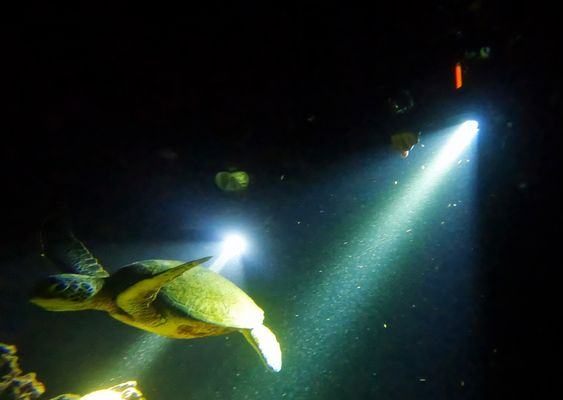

{"left": 29, "top": 273, "right": 105, "bottom": 311}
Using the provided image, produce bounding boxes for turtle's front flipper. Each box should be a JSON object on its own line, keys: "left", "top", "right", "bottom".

{"left": 242, "top": 325, "right": 282, "bottom": 372}
{"left": 41, "top": 215, "right": 109, "bottom": 277}
{"left": 116, "top": 257, "right": 212, "bottom": 324}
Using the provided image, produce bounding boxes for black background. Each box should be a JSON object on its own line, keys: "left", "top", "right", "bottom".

{"left": 2, "top": 4, "right": 561, "bottom": 397}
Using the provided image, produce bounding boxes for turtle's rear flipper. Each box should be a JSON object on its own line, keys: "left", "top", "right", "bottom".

{"left": 40, "top": 215, "right": 109, "bottom": 277}
{"left": 242, "top": 325, "right": 282, "bottom": 372}
{"left": 116, "top": 257, "right": 212, "bottom": 323}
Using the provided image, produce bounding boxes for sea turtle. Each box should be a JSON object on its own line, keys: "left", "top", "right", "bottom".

{"left": 29, "top": 219, "right": 282, "bottom": 372}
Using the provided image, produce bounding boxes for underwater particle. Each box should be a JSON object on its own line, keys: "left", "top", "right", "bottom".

{"left": 383, "top": 323, "right": 388, "bottom": 328}
{"left": 214, "top": 170, "right": 250, "bottom": 192}
{"left": 29, "top": 219, "right": 282, "bottom": 373}
{"left": 419, "top": 378, "right": 427, "bottom": 382}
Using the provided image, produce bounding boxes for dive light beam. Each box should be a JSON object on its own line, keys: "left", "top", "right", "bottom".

{"left": 277, "top": 121, "right": 479, "bottom": 397}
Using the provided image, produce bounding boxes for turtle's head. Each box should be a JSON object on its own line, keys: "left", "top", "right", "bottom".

{"left": 29, "top": 273, "right": 105, "bottom": 311}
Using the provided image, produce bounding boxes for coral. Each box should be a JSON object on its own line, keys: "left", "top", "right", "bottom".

{"left": 0, "top": 343, "right": 45, "bottom": 400}
{"left": 1, "top": 343, "right": 145, "bottom": 400}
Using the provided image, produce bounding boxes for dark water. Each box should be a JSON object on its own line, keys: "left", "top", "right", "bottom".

{"left": 1, "top": 17, "right": 559, "bottom": 399}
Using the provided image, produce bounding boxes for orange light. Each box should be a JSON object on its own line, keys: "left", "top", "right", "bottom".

{"left": 455, "top": 62, "right": 463, "bottom": 89}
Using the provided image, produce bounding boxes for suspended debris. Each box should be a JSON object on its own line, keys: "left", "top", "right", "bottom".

{"left": 215, "top": 171, "right": 250, "bottom": 192}
{"left": 391, "top": 131, "right": 420, "bottom": 158}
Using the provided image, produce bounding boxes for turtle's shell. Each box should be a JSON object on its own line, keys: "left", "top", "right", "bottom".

{"left": 107, "top": 260, "right": 264, "bottom": 330}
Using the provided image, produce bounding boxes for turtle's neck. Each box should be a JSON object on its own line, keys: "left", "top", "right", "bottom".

{"left": 88, "top": 285, "right": 121, "bottom": 313}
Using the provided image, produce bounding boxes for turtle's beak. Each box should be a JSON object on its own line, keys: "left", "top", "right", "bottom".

{"left": 28, "top": 294, "right": 56, "bottom": 310}
{"left": 28, "top": 294, "right": 82, "bottom": 312}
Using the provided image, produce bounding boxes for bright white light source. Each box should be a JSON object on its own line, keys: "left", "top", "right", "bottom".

{"left": 431, "top": 120, "right": 479, "bottom": 173}
{"left": 81, "top": 390, "right": 122, "bottom": 400}
{"left": 210, "top": 234, "right": 249, "bottom": 274}
{"left": 446, "top": 121, "right": 478, "bottom": 154}
{"left": 459, "top": 120, "right": 479, "bottom": 135}
{"left": 221, "top": 234, "right": 248, "bottom": 258}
